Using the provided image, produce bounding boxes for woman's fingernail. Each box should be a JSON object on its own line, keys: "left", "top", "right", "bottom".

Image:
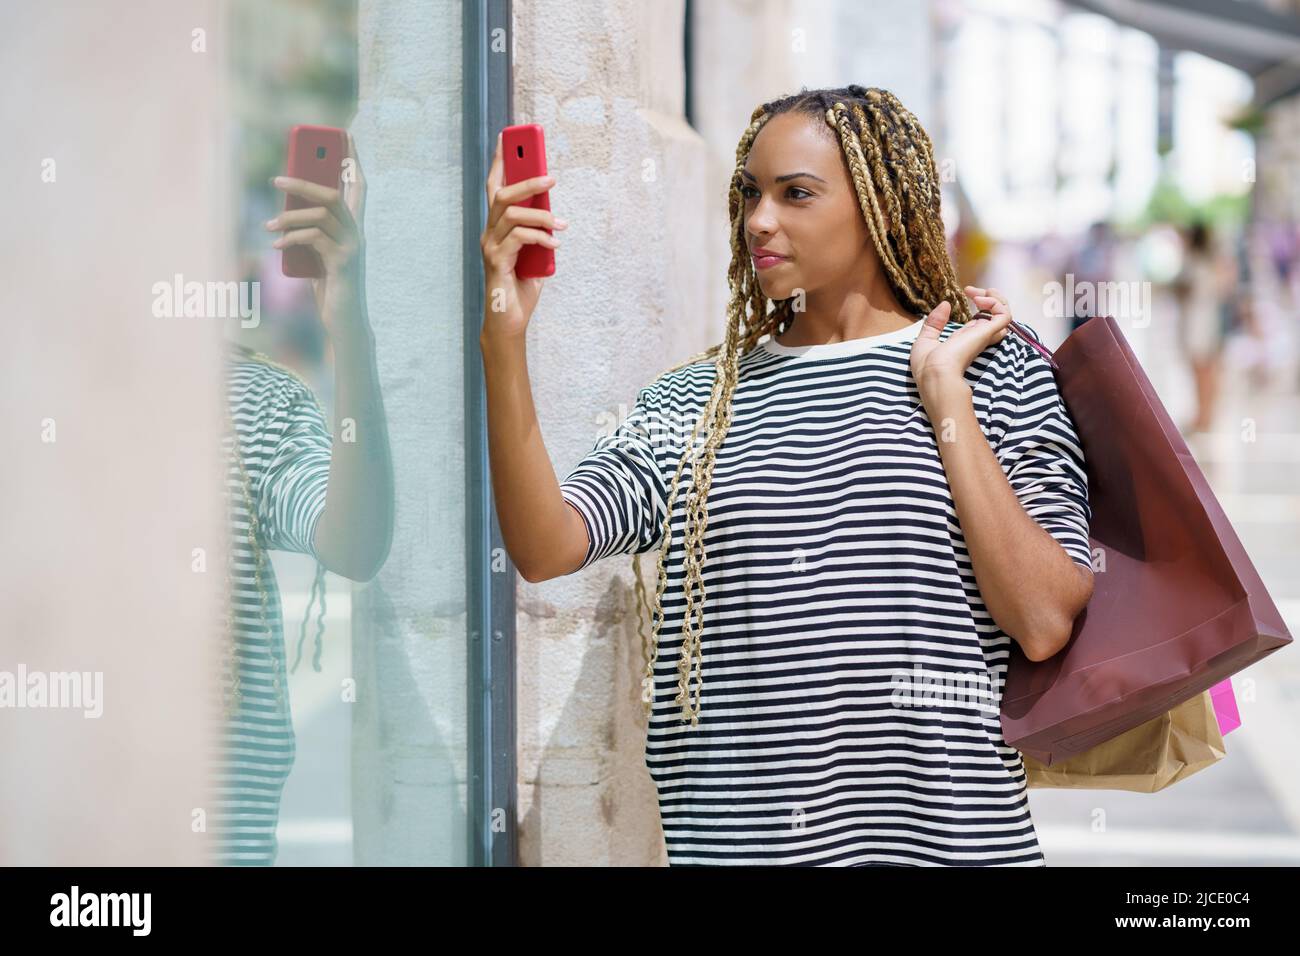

{"left": 269, "top": 176, "right": 280, "bottom": 186}
{"left": 555, "top": 217, "right": 568, "bottom": 228}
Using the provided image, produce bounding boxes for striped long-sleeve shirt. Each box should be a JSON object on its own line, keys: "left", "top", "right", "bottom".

{"left": 559, "top": 317, "right": 1091, "bottom": 866}
{"left": 212, "top": 344, "right": 332, "bottom": 865}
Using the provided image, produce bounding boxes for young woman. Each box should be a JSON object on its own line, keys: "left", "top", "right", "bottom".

{"left": 214, "top": 134, "right": 394, "bottom": 865}
{"left": 481, "top": 86, "right": 1094, "bottom": 866}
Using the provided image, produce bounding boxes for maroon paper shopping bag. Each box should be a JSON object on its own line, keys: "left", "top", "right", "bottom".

{"left": 1000, "top": 315, "right": 1292, "bottom": 765}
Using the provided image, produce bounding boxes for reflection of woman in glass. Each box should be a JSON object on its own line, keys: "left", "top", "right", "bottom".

{"left": 481, "top": 87, "right": 1094, "bottom": 866}
{"left": 216, "top": 134, "right": 394, "bottom": 865}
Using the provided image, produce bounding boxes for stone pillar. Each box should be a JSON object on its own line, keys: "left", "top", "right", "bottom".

{"left": 512, "top": 0, "right": 710, "bottom": 865}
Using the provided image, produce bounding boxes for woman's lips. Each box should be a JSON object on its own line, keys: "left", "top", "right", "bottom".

{"left": 752, "top": 253, "right": 789, "bottom": 270}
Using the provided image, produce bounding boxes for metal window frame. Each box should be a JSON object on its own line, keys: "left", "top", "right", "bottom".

{"left": 462, "top": 0, "right": 517, "bottom": 867}
{"left": 684, "top": 0, "right": 695, "bottom": 128}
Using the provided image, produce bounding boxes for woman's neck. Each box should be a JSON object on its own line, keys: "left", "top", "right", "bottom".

{"left": 774, "top": 287, "right": 918, "bottom": 347}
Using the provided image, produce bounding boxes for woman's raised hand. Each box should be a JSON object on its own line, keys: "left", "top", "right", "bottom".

{"left": 910, "top": 288, "right": 1013, "bottom": 405}
{"left": 479, "top": 131, "right": 566, "bottom": 339}
{"left": 268, "top": 131, "right": 368, "bottom": 334}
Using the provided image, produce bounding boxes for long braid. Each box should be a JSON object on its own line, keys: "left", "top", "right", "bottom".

{"left": 222, "top": 387, "right": 275, "bottom": 714}
{"left": 853, "top": 88, "right": 969, "bottom": 319}
{"left": 633, "top": 108, "right": 781, "bottom": 726}
{"left": 632, "top": 86, "right": 970, "bottom": 726}
{"left": 834, "top": 102, "right": 925, "bottom": 309}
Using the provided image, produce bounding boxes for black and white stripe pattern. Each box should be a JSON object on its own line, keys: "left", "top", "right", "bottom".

{"left": 561, "top": 318, "right": 1091, "bottom": 866}
{"left": 211, "top": 345, "right": 331, "bottom": 866}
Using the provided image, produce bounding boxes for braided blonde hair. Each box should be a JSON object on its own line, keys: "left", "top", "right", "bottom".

{"left": 220, "top": 343, "right": 328, "bottom": 720}
{"left": 631, "top": 86, "right": 972, "bottom": 727}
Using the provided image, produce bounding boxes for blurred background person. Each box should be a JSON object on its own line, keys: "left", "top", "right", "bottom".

{"left": 1064, "top": 221, "right": 1118, "bottom": 333}
{"left": 1172, "top": 218, "right": 1229, "bottom": 433}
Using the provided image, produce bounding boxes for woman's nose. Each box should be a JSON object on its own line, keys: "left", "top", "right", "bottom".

{"left": 745, "top": 194, "right": 780, "bottom": 235}
{"left": 746, "top": 211, "right": 776, "bottom": 238}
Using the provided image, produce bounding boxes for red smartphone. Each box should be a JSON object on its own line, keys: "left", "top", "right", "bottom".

{"left": 281, "top": 124, "right": 347, "bottom": 278}
{"left": 501, "top": 124, "right": 555, "bottom": 279}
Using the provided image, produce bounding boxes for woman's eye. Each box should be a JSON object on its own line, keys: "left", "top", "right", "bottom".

{"left": 741, "top": 184, "right": 812, "bottom": 200}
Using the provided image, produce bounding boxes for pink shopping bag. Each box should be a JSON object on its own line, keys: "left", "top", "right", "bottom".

{"left": 1210, "top": 678, "right": 1241, "bottom": 736}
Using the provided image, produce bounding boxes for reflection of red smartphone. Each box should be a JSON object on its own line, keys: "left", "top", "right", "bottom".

{"left": 502, "top": 124, "right": 555, "bottom": 279}
{"left": 282, "top": 124, "right": 347, "bottom": 278}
